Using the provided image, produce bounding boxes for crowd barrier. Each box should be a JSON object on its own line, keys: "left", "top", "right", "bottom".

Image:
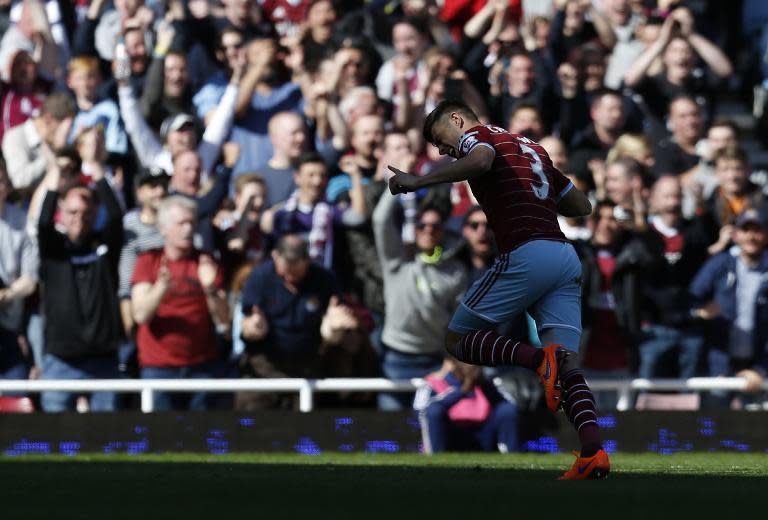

{"left": 1, "top": 377, "right": 767, "bottom": 412}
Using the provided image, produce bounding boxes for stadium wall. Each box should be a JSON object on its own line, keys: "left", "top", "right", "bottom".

{"left": 1, "top": 411, "right": 767, "bottom": 456}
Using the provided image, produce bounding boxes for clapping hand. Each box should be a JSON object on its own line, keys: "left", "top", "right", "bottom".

{"left": 320, "top": 296, "right": 359, "bottom": 343}
{"left": 242, "top": 305, "right": 269, "bottom": 341}
{"left": 197, "top": 254, "right": 218, "bottom": 293}
{"left": 156, "top": 255, "right": 172, "bottom": 292}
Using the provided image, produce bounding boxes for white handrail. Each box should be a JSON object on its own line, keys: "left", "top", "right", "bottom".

{"left": 0, "top": 377, "right": 764, "bottom": 412}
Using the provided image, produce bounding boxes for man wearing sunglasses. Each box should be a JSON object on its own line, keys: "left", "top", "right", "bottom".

{"left": 373, "top": 181, "right": 468, "bottom": 411}
{"left": 461, "top": 206, "right": 495, "bottom": 284}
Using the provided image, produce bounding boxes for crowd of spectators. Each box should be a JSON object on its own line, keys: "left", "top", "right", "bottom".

{"left": 0, "top": 0, "right": 767, "bottom": 415}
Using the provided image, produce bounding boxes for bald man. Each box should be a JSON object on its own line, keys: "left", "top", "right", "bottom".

{"left": 252, "top": 111, "right": 307, "bottom": 208}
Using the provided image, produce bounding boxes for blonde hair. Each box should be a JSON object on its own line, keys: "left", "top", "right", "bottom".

{"left": 67, "top": 56, "right": 101, "bottom": 76}
{"left": 606, "top": 133, "right": 652, "bottom": 165}
{"left": 73, "top": 123, "right": 104, "bottom": 148}
{"left": 234, "top": 173, "right": 266, "bottom": 195}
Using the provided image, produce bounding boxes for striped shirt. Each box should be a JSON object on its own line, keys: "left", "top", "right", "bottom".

{"left": 118, "top": 209, "right": 164, "bottom": 299}
{"left": 458, "top": 125, "right": 573, "bottom": 254}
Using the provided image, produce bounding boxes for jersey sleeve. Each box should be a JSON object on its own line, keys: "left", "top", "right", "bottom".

{"left": 549, "top": 164, "right": 575, "bottom": 202}
{"left": 458, "top": 126, "right": 496, "bottom": 158}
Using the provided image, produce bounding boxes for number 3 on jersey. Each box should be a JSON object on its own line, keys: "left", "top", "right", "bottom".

{"left": 519, "top": 143, "right": 549, "bottom": 200}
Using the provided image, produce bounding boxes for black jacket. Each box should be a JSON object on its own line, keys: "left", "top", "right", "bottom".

{"left": 574, "top": 234, "right": 657, "bottom": 370}
{"left": 38, "top": 179, "right": 123, "bottom": 359}
{"left": 640, "top": 217, "right": 713, "bottom": 327}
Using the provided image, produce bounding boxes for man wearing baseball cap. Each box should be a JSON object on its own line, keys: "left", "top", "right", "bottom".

{"left": 117, "top": 60, "right": 239, "bottom": 181}
{"left": 690, "top": 207, "right": 768, "bottom": 406}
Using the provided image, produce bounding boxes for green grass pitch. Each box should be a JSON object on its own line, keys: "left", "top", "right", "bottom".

{"left": 2, "top": 452, "right": 768, "bottom": 518}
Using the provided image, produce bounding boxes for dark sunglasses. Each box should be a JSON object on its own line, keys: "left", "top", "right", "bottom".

{"left": 465, "top": 221, "right": 488, "bottom": 230}
{"left": 416, "top": 221, "right": 443, "bottom": 231}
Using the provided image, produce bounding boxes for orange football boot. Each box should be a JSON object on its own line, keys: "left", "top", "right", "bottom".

{"left": 558, "top": 449, "right": 611, "bottom": 480}
{"left": 536, "top": 344, "right": 565, "bottom": 412}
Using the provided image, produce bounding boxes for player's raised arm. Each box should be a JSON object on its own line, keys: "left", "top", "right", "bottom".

{"left": 389, "top": 99, "right": 495, "bottom": 195}
{"left": 388, "top": 145, "right": 494, "bottom": 194}
{"left": 556, "top": 184, "right": 592, "bottom": 217}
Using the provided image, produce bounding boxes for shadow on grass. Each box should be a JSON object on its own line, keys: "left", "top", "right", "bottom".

{"left": 1, "top": 460, "right": 765, "bottom": 519}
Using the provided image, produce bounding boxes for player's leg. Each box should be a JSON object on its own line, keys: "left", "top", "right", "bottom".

{"left": 445, "top": 244, "right": 567, "bottom": 413}
{"left": 444, "top": 250, "right": 549, "bottom": 371}
{"left": 531, "top": 242, "right": 609, "bottom": 479}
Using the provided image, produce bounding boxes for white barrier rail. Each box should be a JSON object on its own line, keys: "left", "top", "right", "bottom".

{"left": 0, "top": 377, "right": 765, "bottom": 413}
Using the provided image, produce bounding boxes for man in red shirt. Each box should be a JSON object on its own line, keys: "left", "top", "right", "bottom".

{"left": 388, "top": 99, "right": 607, "bottom": 479}
{"left": 131, "top": 195, "right": 230, "bottom": 411}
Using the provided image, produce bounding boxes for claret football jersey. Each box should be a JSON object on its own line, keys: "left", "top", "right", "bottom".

{"left": 457, "top": 125, "right": 574, "bottom": 254}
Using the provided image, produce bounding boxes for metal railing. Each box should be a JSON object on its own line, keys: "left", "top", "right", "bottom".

{"left": 0, "top": 377, "right": 765, "bottom": 412}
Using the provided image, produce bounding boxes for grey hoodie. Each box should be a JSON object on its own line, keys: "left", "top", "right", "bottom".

{"left": 373, "top": 190, "right": 468, "bottom": 355}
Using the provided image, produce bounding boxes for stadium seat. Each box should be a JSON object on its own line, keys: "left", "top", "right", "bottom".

{"left": 0, "top": 396, "right": 36, "bottom": 413}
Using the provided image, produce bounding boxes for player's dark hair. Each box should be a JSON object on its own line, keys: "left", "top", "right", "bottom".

{"left": 422, "top": 100, "right": 479, "bottom": 145}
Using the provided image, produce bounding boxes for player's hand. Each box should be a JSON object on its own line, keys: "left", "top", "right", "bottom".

{"left": 387, "top": 166, "right": 420, "bottom": 194}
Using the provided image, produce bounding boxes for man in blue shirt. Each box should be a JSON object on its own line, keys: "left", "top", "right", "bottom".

{"left": 690, "top": 208, "right": 768, "bottom": 407}
{"left": 237, "top": 234, "right": 356, "bottom": 409}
